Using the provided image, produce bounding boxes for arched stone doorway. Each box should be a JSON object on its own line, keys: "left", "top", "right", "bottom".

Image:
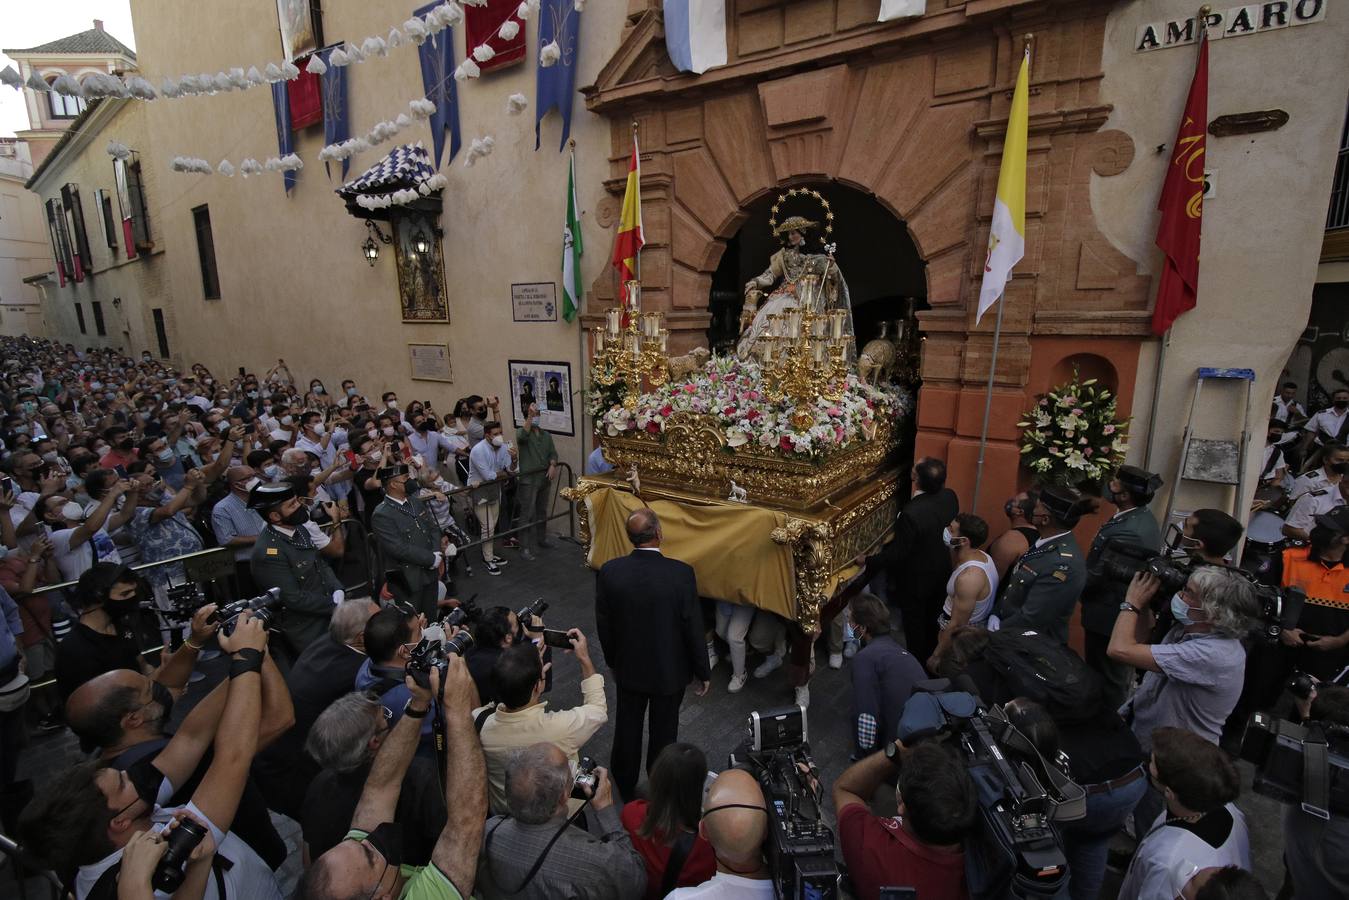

{"left": 706, "top": 182, "right": 926, "bottom": 354}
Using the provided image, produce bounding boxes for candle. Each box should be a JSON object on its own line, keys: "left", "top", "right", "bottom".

{"left": 760, "top": 339, "right": 774, "bottom": 363}
{"left": 829, "top": 310, "right": 845, "bottom": 339}
{"left": 768, "top": 314, "right": 783, "bottom": 338}
{"left": 594, "top": 328, "right": 605, "bottom": 352}
{"left": 812, "top": 340, "right": 826, "bottom": 364}
{"left": 786, "top": 310, "right": 801, "bottom": 339}
{"left": 658, "top": 330, "right": 668, "bottom": 353}
{"left": 626, "top": 281, "right": 641, "bottom": 310}
{"left": 606, "top": 308, "right": 621, "bottom": 334}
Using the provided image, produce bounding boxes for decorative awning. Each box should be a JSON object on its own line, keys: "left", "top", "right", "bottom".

{"left": 336, "top": 142, "right": 446, "bottom": 220}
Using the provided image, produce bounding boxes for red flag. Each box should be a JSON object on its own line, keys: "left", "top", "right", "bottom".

{"left": 464, "top": 0, "right": 527, "bottom": 74}
{"left": 1151, "top": 33, "right": 1208, "bottom": 335}
{"left": 287, "top": 69, "right": 322, "bottom": 130}
{"left": 611, "top": 135, "right": 644, "bottom": 283}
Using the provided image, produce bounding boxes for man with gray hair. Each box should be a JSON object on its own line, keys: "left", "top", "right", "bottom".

{"left": 253, "top": 598, "right": 380, "bottom": 818}
{"left": 300, "top": 692, "right": 447, "bottom": 866}
{"left": 476, "top": 742, "right": 646, "bottom": 899}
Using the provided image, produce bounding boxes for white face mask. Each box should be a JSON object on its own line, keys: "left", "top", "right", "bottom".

{"left": 491, "top": 435, "right": 504, "bottom": 448}
{"left": 60, "top": 501, "right": 84, "bottom": 522}
{"left": 386, "top": 400, "right": 399, "bottom": 410}
{"left": 530, "top": 417, "right": 541, "bottom": 427}
{"left": 312, "top": 423, "right": 326, "bottom": 436}
{"left": 382, "top": 426, "right": 396, "bottom": 437}
{"left": 242, "top": 477, "right": 261, "bottom": 492}
{"left": 942, "top": 527, "right": 959, "bottom": 548}
{"left": 280, "top": 415, "right": 293, "bottom": 426}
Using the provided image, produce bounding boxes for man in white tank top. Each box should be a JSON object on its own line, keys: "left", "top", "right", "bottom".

{"left": 929, "top": 513, "right": 999, "bottom": 673}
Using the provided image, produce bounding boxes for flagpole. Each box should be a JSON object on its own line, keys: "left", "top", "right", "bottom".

{"left": 631, "top": 120, "right": 641, "bottom": 285}
{"left": 571, "top": 137, "right": 589, "bottom": 468}
{"left": 971, "top": 35, "right": 1031, "bottom": 515}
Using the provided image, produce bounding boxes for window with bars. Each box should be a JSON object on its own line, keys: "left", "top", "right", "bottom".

{"left": 192, "top": 205, "right": 221, "bottom": 300}
{"left": 113, "top": 154, "right": 151, "bottom": 257}
{"left": 153, "top": 308, "right": 170, "bottom": 358}
{"left": 61, "top": 184, "right": 92, "bottom": 279}
{"left": 44, "top": 198, "right": 75, "bottom": 286}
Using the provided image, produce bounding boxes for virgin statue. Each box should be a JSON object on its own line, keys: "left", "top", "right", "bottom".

{"left": 736, "top": 215, "right": 855, "bottom": 363}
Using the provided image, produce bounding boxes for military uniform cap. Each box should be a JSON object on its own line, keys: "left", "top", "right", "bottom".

{"left": 248, "top": 481, "right": 296, "bottom": 510}
{"left": 1116, "top": 465, "right": 1163, "bottom": 496}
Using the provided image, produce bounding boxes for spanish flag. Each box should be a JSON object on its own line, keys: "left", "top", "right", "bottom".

{"left": 976, "top": 48, "right": 1029, "bottom": 324}
{"left": 611, "top": 134, "right": 644, "bottom": 283}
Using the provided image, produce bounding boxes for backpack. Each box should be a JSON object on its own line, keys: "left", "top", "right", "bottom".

{"left": 980, "top": 629, "right": 1102, "bottom": 724}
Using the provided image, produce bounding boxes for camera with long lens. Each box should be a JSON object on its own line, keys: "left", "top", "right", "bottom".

{"left": 150, "top": 817, "right": 208, "bottom": 893}
{"left": 1095, "top": 538, "right": 1193, "bottom": 599}
{"left": 147, "top": 581, "right": 207, "bottom": 625}
{"left": 1240, "top": 710, "right": 1349, "bottom": 817}
{"left": 214, "top": 587, "right": 283, "bottom": 636}
{"left": 516, "top": 598, "right": 548, "bottom": 628}
{"left": 571, "top": 756, "right": 599, "bottom": 800}
{"left": 441, "top": 594, "right": 482, "bottom": 629}
{"left": 727, "top": 706, "right": 838, "bottom": 900}
{"left": 405, "top": 633, "right": 475, "bottom": 689}
{"left": 895, "top": 683, "right": 1084, "bottom": 898}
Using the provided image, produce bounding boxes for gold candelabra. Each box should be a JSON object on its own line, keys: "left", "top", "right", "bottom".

{"left": 758, "top": 272, "right": 849, "bottom": 431}
{"left": 590, "top": 280, "right": 669, "bottom": 409}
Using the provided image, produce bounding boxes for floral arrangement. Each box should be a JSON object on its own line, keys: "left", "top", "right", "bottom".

{"left": 1017, "top": 371, "right": 1129, "bottom": 488}
{"left": 590, "top": 355, "right": 909, "bottom": 460}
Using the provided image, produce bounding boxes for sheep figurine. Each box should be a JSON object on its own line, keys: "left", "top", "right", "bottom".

{"left": 667, "top": 346, "right": 711, "bottom": 381}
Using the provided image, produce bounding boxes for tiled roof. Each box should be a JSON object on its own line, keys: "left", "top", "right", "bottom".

{"left": 5, "top": 28, "right": 136, "bottom": 60}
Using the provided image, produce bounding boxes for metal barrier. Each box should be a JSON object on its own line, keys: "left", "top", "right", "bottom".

{"left": 363, "top": 462, "right": 577, "bottom": 592}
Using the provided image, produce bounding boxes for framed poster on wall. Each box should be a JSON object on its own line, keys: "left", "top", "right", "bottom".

{"left": 508, "top": 359, "right": 573, "bottom": 436}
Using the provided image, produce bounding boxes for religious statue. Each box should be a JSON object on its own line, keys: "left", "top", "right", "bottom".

{"left": 736, "top": 202, "right": 855, "bottom": 363}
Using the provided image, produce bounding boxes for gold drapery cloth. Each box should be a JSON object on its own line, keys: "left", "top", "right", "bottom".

{"left": 584, "top": 486, "right": 797, "bottom": 620}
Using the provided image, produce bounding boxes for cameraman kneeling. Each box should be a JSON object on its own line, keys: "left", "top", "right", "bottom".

{"left": 1109, "top": 567, "right": 1257, "bottom": 752}
{"left": 832, "top": 740, "right": 977, "bottom": 900}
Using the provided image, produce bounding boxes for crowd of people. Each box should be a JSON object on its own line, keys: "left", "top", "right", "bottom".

{"left": 0, "top": 334, "right": 1342, "bottom": 899}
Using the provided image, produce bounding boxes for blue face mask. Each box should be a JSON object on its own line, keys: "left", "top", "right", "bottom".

{"left": 1171, "top": 593, "right": 1195, "bottom": 626}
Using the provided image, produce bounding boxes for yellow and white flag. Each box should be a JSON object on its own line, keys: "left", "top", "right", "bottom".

{"left": 977, "top": 49, "right": 1030, "bottom": 324}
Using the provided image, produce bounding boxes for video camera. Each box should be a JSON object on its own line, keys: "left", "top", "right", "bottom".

{"left": 895, "top": 683, "right": 1084, "bottom": 898}
{"left": 728, "top": 706, "right": 839, "bottom": 900}
{"left": 214, "top": 587, "right": 283, "bottom": 636}
{"left": 148, "top": 581, "right": 208, "bottom": 625}
{"left": 1095, "top": 538, "right": 1304, "bottom": 643}
{"left": 1240, "top": 710, "right": 1349, "bottom": 818}
{"left": 405, "top": 632, "right": 475, "bottom": 690}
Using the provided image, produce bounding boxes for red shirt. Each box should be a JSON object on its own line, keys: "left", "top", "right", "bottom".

{"left": 837, "top": 803, "right": 968, "bottom": 900}
{"left": 99, "top": 448, "right": 138, "bottom": 471}
{"left": 620, "top": 799, "right": 717, "bottom": 900}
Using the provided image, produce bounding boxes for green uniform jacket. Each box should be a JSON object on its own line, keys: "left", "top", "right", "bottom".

{"left": 250, "top": 524, "right": 343, "bottom": 656}
{"left": 1080, "top": 505, "right": 1164, "bottom": 637}
{"left": 997, "top": 532, "right": 1087, "bottom": 644}
{"left": 371, "top": 495, "right": 441, "bottom": 594}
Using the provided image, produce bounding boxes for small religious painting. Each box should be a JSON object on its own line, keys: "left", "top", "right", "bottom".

{"left": 509, "top": 360, "right": 574, "bottom": 435}
{"left": 393, "top": 217, "right": 449, "bottom": 323}
{"left": 409, "top": 343, "right": 453, "bottom": 382}
{"left": 276, "top": 0, "right": 320, "bottom": 61}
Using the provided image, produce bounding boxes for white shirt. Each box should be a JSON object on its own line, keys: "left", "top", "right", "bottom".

{"left": 1285, "top": 485, "right": 1345, "bottom": 533}
{"left": 941, "top": 552, "right": 1000, "bottom": 628}
{"left": 1307, "top": 406, "right": 1349, "bottom": 443}
{"left": 1117, "top": 804, "right": 1250, "bottom": 900}
{"left": 1273, "top": 395, "right": 1304, "bottom": 423}
{"left": 667, "top": 872, "right": 777, "bottom": 899}
{"left": 49, "top": 525, "right": 122, "bottom": 582}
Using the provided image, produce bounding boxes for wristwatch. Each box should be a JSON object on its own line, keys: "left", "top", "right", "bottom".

{"left": 884, "top": 742, "right": 902, "bottom": 766}
{"left": 1118, "top": 602, "right": 1141, "bottom": 613}
{"left": 403, "top": 700, "right": 430, "bottom": 719}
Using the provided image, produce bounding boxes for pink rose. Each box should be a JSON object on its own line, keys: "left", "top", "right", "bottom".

{"left": 645, "top": 421, "right": 661, "bottom": 434}
{"left": 827, "top": 407, "right": 842, "bottom": 417}
{"left": 682, "top": 384, "right": 696, "bottom": 394}
{"left": 1102, "top": 424, "right": 1116, "bottom": 435}
{"left": 1084, "top": 447, "right": 1093, "bottom": 457}
{"left": 747, "top": 390, "right": 760, "bottom": 401}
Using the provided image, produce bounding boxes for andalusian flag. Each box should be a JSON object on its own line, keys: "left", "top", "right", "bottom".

{"left": 611, "top": 134, "right": 644, "bottom": 282}
{"left": 977, "top": 48, "right": 1030, "bottom": 324}
{"left": 562, "top": 149, "right": 584, "bottom": 322}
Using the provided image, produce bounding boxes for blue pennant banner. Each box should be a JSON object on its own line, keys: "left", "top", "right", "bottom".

{"left": 535, "top": 0, "right": 583, "bottom": 151}
{"left": 319, "top": 46, "right": 350, "bottom": 179}
{"left": 270, "top": 81, "right": 296, "bottom": 194}
{"left": 416, "top": 0, "right": 462, "bottom": 168}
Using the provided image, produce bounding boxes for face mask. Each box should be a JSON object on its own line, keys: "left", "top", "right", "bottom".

{"left": 365, "top": 821, "right": 404, "bottom": 870}
{"left": 530, "top": 417, "right": 541, "bottom": 427}
{"left": 95, "top": 444, "right": 110, "bottom": 456}
{"left": 283, "top": 506, "right": 310, "bottom": 527}
{"left": 281, "top": 415, "right": 294, "bottom": 427}
{"left": 415, "top": 420, "right": 431, "bottom": 433}
{"left": 1268, "top": 433, "right": 1281, "bottom": 444}
{"left": 216, "top": 421, "right": 230, "bottom": 434}
{"left": 116, "top": 438, "right": 134, "bottom": 451}
{"left": 491, "top": 435, "right": 504, "bottom": 448}
{"left": 41, "top": 450, "right": 59, "bottom": 463}
{"left": 123, "top": 756, "right": 165, "bottom": 811}
{"left": 156, "top": 449, "right": 175, "bottom": 465}
{"left": 241, "top": 477, "right": 261, "bottom": 493}
{"left": 1171, "top": 593, "right": 1198, "bottom": 627}
{"left": 312, "top": 423, "right": 326, "bottom": 436}
{"left": 60, "top": 501, "right": 84, "bottom": 522}
{"left": 89, "top": 382, "right": 102, "bottom": 391}
{"left": 1336, "top": 400, "right": 1349, "bottom": 410}
{"left": 1004, "top": 500, "right": 1019, "bottom": 519}
{"left": 312, "top": 385, "right": 324, "bottom": 395}
{"left": 1329, "top": 462, "right": 1349, "bottom": 475}
{"left": 247, "top": 390, "right": 259, "bottom": 399}
{"left": 382, "top": 426, "right": 396, "bottom": 437}
{"left": 386, "top": 400, "right": 399, "bottom": 410}
{"left": 367, "top": 429, "right": 378, "bottom": 440}
{"left": 264, "top": 464, "right": 281, "bottom": 479}
{"left": 366, "top": 452, "right": 382, "bottom": 464}
{"left": 942, "top": 527, "right": 958, "bottom": 548}
{"left": 347, "top": 387, "right": 358, "bottom": 397}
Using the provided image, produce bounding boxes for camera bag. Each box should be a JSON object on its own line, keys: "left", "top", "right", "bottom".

{"left": 980, "top": 630, "right": 1102, "bottom": 725}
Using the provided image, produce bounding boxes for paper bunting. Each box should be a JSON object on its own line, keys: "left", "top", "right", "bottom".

{"left": 218, "top": 160, "right": 235, "bottom": 176}
{"left": 472, "top": 44, "right": 496, "bottom": 63}
{"left": 0, "top": 66, "right": 21, "bottom": 89}
{"left": 305, "top": 54, "right": 328, "bottom": 75}
{"left": 454, "top": 59, "right": 482, "bottom": 81}
{"left": 165, "top": 154, "right": 301, "bottom": 177}
{"left": 540, "top": 41, "right": 561, "bottom": 67}
{"left": 463, "top": 135, "right": 495, "bottom": 167}
{"left": 498, "top": 20, "right": 520, "bottom": 40}
{"left": 506, "top": 93, "right": 528, "bottom": 115}
{"left": 105, "top": 141, "right": 132, "bottom": 160}
{"left": 25, "top": 72, "right": 49, "bottom": 91}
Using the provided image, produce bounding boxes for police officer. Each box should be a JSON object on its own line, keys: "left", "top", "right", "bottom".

{"left": 249, "top": 481, "right": 345, "bottom": 659}
{"left": 370, "top": 463, "right": 449, "bottom": 619}
{"left": 1081, "top": 466, "right": 1164, "bottom": 709}
{"left": 996, "top": 484, "right": 1088, "bottom": 644}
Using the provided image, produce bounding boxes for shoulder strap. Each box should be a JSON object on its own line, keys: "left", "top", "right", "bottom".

{"left": 660, "top": 831, "right": 697, "bottom": 897}
{"left": 1260, "top": 446, "right": 1281, "bottom": 481}
{"left": 86, "top": 861, "right": 122, "bottom": 900}
{"left": 1336, "top": 411, "right": 1349, "bottom": 443}
{"left": 474, "top": 706, "right": 495, "bottom": 733}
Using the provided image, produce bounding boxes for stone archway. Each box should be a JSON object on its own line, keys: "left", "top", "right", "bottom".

{"left": 583, "top": 0, "right": 1154, "bottom": 521}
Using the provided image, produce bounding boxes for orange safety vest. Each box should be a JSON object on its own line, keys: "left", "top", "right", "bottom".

{"left": 1281, "top": 545, "right": 1349, "bottom": 612}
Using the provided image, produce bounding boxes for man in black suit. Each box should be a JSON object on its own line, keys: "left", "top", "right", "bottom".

{"left": 596, "top": 508, "right": 711, "bottom": 799}
{"left": 877, "top": 457, "right": 959, "bottom": 664}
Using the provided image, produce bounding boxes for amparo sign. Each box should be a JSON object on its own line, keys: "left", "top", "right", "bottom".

{"left": 1136, "top": 0, "right": 1327, "bottom": 51}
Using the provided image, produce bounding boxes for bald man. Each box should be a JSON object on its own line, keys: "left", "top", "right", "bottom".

{"left": 596, "top": 508, "right": 711, "bottom": 799}
{"left": 668, "top": 769, "right": 773, "bottom": 897}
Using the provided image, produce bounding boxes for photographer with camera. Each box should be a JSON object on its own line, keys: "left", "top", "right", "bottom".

{"left": 1081, "top": 466, "right": 1164, "bottom": 710}
{"left": 831, "top": 738, "right": 977, "bottom": 900}
{"left": 1278, "top": 508, "right": 1349, "bottom": 682}
{"left": 55, "top": 563, "right": 216, "bottom": 701}
{"left": 477, "top": 631, "right": 607, "bottom": 816}
{"left": 1111, "top": 567, "right": 1257, "bottom": 752}
{"left": 304, "top": 656, "right": 488, "bottom": 900}
{"left": 477, "top": 742, "right": 646, "bottom": 899}
{"left": 996, "top": 485, "right": 1088, "bottom": 644}
{"left": 247, "top": 481, "right": 344, "bottom": 658}
{"left": 465, "top": 606, "right": 520, "bottom": 705}
{"left": 353, "top": 604, "right": 438, "bottom": 751}
{"left": 1117, "top": 727, "right": 1250, "bottom": 900}
{"left": 20, "top": 611, "right": 285, "bottom": 899}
